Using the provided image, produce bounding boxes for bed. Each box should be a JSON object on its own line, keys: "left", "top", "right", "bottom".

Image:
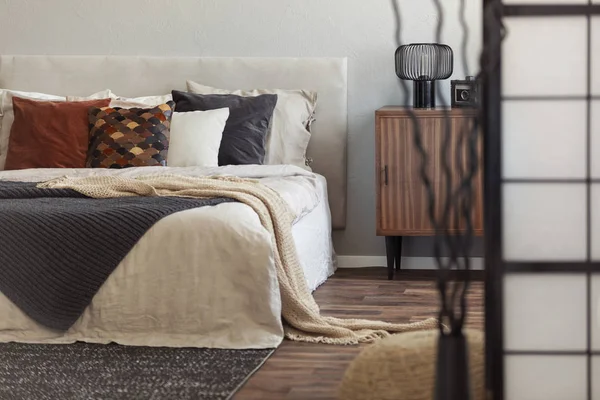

{"left": 0, "top": 56, "right": 348, "bottom": 349}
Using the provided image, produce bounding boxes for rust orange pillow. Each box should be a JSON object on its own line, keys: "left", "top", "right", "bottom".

{"left": 4, "top": 97, "right": 111, "bottom": 170}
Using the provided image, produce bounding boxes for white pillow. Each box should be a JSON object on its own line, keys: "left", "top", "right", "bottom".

{"left": 106, "top": 92, "right": 173, "bottom": 108}
{"left": 186, "top": 81, "right": 317, "bottom": 171}
{"left": 168, "top": 108, "right": 230, "bottom": 167}
{"left": 0, "top": 89, "right": 111, "bottom": 170}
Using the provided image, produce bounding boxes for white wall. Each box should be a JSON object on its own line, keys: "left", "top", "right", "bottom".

{"left": 0, "top": 0, "right": 482, "bottom": 257}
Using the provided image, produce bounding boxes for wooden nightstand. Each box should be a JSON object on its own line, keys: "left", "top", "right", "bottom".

{"left": 375, "top": 107, "right": 484, "bottom": 279}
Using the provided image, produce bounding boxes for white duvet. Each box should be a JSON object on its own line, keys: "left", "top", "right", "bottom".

{"left": 0, "top": 165, "right": 333, "bottom": 349}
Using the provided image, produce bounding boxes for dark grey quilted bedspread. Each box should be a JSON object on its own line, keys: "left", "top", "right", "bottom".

{"left": 0, "top": 181, "right": 234, "bottom": 331}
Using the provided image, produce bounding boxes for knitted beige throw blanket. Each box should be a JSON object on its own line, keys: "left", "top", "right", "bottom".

{"left": 38, "top": 174, "right": 437, "bottom": 345}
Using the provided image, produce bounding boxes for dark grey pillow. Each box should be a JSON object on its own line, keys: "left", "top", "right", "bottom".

{"left": 172, "top": 90, "right": 277, "bottom": 166}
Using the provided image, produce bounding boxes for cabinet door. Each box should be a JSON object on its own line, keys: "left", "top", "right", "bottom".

{"left": 455, "top": 117, "right": 484, "bottom": 235}
{"left": 377, "top": 115, "right": 483, "bottom": 236}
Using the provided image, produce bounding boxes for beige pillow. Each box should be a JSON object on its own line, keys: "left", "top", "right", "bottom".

{"left": 68, "top": 92, "right": 172, "bottom": 108}
{"left": 0, "top": 89, "right": 110, "bottom": 170}
{"left": 186, "top": 80, "right": 317, "bottom": 170}
{"left": 105, "top": 92, "right": 173, "bottom": 108}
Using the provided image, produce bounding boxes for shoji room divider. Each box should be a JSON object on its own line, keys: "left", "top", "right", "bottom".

{"left": 483, "top": 0, "right": 600, "bottom": 399}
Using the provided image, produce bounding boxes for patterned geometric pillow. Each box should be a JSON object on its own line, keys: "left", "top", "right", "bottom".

{"left": 87, "top": 102, "right": 175, "bottom": 168}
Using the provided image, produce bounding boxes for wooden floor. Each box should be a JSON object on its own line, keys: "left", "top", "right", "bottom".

{"left": 235, "top": 268, "right": 484, "bottom": 399}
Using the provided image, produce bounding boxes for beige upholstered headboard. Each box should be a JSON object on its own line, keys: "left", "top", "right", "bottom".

{"left": 0, "top": 56, "right": 348, "bottom": 229}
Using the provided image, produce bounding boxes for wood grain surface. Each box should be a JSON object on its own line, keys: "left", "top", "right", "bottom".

{"left": 375, "top": 107, "right": 483, "bottom": 236}
{"left": 235, "top": 268, "right": 484, "bottom": 399}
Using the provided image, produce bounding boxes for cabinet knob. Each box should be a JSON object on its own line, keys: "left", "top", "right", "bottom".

{"left": 384, "top": 165, "right": 389, "bottom": 186}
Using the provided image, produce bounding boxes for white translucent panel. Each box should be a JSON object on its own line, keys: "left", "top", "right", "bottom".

{"left": 504, "top": 0, "right": 586, "bottom": 3}
{"left": 503, "top": 17, "right": 587, "bottom": 97}
{"left": 505, "top": 356, "right": 587, "bottom": 400}
{"left": 504, "top": 274, "right": 587, "bottom": 351}
{"left": 503, "top": 101, "right": 587, "bottom": 179}
{"left": 594, "top": 357, "right": 600, "bottom": 400}
{"left": 592, "top": 102, "right": 600, "bottom": 178}
{"left": 593, "top": 18, "right": 600, "bottom": 95}
{"left": 592, "top": 276, "right": 600, "bottom": 350}
{"left": 503, "top": 184, "right": 587, "bottom": 261}
{"left": 591, "top": 185, "right": 600, "bottom": 261}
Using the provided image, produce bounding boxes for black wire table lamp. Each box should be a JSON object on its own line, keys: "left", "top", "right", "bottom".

{"left": 395, "top": 43, "right": 454, "bottom": 108}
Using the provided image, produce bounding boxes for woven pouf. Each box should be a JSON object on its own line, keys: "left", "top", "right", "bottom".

{"left": 338, "top": 329, "right": 485, "bottom": 400}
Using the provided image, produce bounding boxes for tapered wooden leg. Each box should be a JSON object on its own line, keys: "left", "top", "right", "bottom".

{"left": 385, "top": 236, "right": 396, "bottom": 280}
{"left": 395, "top": 236, "right": 403, "bottom": 270}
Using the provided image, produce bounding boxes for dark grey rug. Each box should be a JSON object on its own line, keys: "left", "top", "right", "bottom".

{"left": 0, "top": 342, "right": 274, "bottom": 400}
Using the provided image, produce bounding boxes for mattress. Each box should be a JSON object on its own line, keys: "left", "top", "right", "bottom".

{"left": 294, "top": 174, "right": 336, "bottom": 291}
{"left": 0, "top": 165, "right": 336, "bottom": 348}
